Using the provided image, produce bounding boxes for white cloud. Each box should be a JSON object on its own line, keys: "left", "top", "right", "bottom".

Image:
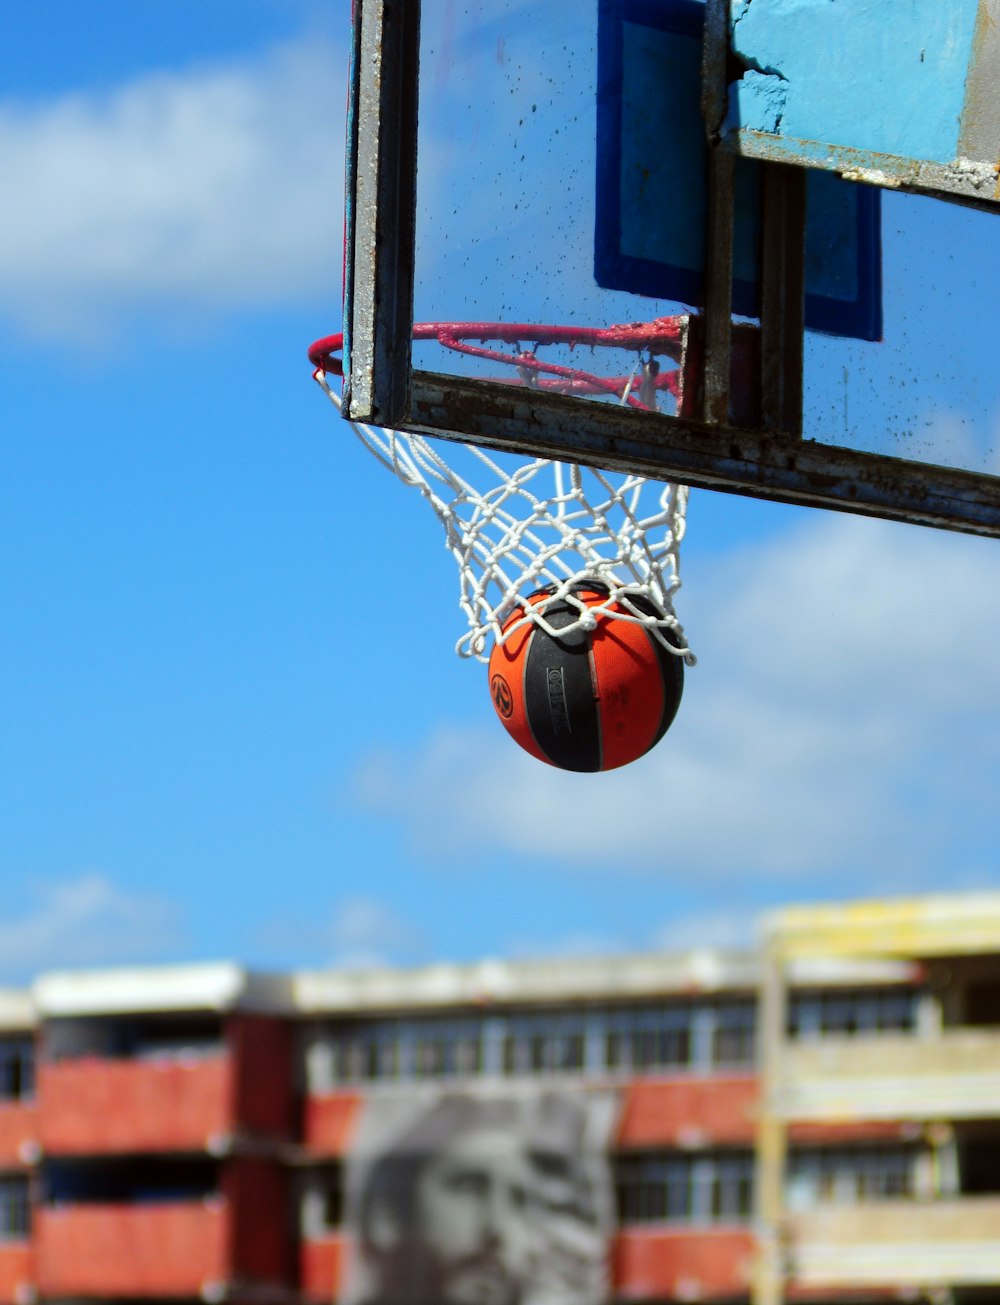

{"left": 653, "top": 908, "right": 757, "bottom": 953}
{"left": 0, "top": 872, "right": 183, "bottom": 984}
{"left": 254, "top": 895, "right": 425, "bottom": 970}
{"left": 354, "top": 511, "right": 1000, "bottom": 894}
{"left": 0, "top": 37, "right": 344, "bottom": 340}
{"left": 324, "top": 897, "right": 423, "bottom": 970}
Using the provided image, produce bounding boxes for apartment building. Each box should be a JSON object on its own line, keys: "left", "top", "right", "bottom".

{"left": 0, "top": 890, "right": 997, "bottom": 1305}
{"left": 756, "top": 893, "right": 1000, "bottom": 1305}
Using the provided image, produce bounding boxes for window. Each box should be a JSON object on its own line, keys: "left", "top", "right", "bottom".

{"left": 786, "top": 1146, "right": 915, "bottom": 1208}
{"left": 414, "top": 1022, "right": 483, "bottom": 1078}
{"left": 334, "top": 1037, "right": 380, "bottom": 1083}
{"left": 328, "top": 1019, "right": 485, "bottom": 1083}
{"left": 615, "top": 1151, "right": 754, "bottom": 1226}
{"left": 606, "top": 1008, "right": 692, "bottom": 1073}
{"left": 45, "top": 1157, "right": 217, "bottom": 1205}
{"left": 314, "top": 996, "right": 756, "bottom": 1084}
{"left": 503, "top": 1018, "right": 587, "bottom": 1075}
{"left": 44, "top": 1015, "right": 222, "bottom": 1063}
{"left": 710, "top": 1002, "right": 756, "bottom": 1068}
{"left": 0, "top": 1039, "right": 34, "bottom": 1102}
{"left": 711, "top": 1154, "right": 755, "bottom": 1219}
{"left": 788, "top": 988, "right": 917, "bottom": 1039}
{"left": 0, "top": 1177, "right": 29, "bottom": 1242}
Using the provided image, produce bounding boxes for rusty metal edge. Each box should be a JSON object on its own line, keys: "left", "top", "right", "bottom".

{"left": 343, "top": 0, "right": 421, "bottom": 426}
{"left": 726, "top": 130, "right": 1000, "bottom": 212}
{"left": 700, "top": 0, "right": 736, "bottom": 426}
{"left": 400, "top": 372, "right": 1000, "bottom": 539}
{"left": 759, "top": 163, "right": 806, "bottom": 437}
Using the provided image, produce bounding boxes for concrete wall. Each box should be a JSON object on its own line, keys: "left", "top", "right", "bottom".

{"left": 790, "top": 1196, "right": 1000, "bottom": 1287}
{"left": 224, "top": 1156, "right": 291, "bottom": 1288}
{"left": 229, "top": 1014, "right": 295, "bottom": 1140}
{"left": 781, "top": 1029, "right": 1000, "bottom": 1120}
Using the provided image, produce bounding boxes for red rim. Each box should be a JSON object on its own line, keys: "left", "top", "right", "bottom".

{"left": 308, "top": 318, "right": 687, "bottom": 409}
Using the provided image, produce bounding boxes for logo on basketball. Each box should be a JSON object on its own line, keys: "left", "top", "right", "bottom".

{"left": 491, "top": 673, "right": 514, "bottom": 719}
{"left": 546, "top": 666, "right": 571, "bottom": 735}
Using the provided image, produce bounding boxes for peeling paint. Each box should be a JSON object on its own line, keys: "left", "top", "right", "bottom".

{"left": 724, "top": 0, "right": 999, "bottom": 209}
{"left": 841, "top": 168, "right": 902, "bottom": 188}
{"left": 729, "top": 68, "right": 787, "bottom": 135}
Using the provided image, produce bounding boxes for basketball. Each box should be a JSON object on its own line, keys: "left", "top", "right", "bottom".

{"left": 487, "top": 582, "right": 684, "bottom": 772}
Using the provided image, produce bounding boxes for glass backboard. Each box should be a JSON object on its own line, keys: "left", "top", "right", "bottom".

{"left": 340, "top": 0, "right": 1000, "bottom": 538}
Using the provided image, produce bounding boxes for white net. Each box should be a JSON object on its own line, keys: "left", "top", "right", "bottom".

{"left": 315, "top": 376, "right": 694, "bottom": 665}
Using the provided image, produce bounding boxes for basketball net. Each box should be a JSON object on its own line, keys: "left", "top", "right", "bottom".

{"left": 310, "top": 323, "right": 695, "bottom": 666}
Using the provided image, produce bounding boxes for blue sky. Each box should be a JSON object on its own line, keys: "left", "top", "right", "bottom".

{"left": 0, "top": 1, "right": 998, "bottom": 986}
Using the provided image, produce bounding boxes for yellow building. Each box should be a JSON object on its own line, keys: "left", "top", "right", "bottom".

{"left": 755, "top": 891, "right": 1000, "bottom": 1305}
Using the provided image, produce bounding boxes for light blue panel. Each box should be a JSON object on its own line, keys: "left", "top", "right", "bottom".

{"left": 728, "top": 0, "right": 981, "bottom": 165}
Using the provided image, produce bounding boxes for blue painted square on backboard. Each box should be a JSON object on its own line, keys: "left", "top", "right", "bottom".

{"left": 595, "top": 0, "right": 883, "bottom": 341}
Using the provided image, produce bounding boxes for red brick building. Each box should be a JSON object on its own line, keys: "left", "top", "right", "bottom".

{"left": 0, "top": 892, "right": 998, "bottom": 1305}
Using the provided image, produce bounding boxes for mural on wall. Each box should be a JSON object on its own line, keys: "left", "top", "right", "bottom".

{"left": 343, "top": 1088, "right": 619, "bottom": 1305}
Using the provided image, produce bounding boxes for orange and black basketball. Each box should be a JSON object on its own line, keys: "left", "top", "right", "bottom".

{"left": 487, "top": 582, "right": 684, "bottom": 772}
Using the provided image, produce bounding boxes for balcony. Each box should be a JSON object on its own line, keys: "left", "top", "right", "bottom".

{"left": 39, "top": 1054, "right": 233, "bottom": 1154}
{"left": 788, "top": 1196, "right": 1000, "bottom": 1288}
{"left": 614, "top": 1228, "right": 753, "bottom": 1300}
{"left": 300, "top": 1234, "right": 347, "bottom": 1302}
{"left": 617, "top": 1077, "right": 757, "bottom": 1148}
{"left": 303, "top": 1091, "right": 362, "bottom": 1156}
{"left": 0, "top": 1244, "right": 33, "bottom": 1305}
{"left": 36, "top": 1200, "right": 229, "bottom": 1298}
{"left": 0, "top": 1102, "right": 39, "bottom": 1167}
{"left": 779, "top": 1029, "right": 1000, "bottom": 1122}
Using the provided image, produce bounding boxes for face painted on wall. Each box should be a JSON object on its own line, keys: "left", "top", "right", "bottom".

{"left": 412, "top": 1126, "right": 541, "bottom": 1305}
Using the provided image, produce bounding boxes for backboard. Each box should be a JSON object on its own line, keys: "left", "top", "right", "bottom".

{"left": 723, "top": 0, "right": 1000, "bottom": 208}
{"left": 341, "top": 0, "right": 1000, "bottom": 537}
{"left": 594, "top": 0, "right": 882, "bottom": 342}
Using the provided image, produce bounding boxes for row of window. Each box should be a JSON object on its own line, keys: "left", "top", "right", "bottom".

{"left": 305, "top": 1144, "right": 919, "bottom": 1234}
{"left": 616, "top": 1145, "right": 918, "bottom": 1225}
{"left": 615, "top": 1151, "right": 755, "bottom": 1224}
{"left": 786, "top": 1146, "right": 914, "bottom": 1208}
{"left": 306, "top": 988, "right": 918, "bottom": 1086}
{"left": 1, "top": 1140, "right": 973, "bottom": 1242}
{"left": 788, "top": 988, "right": 917, "bottom": 1039}
{"left": 306, "top": 1002, "right": 758, "bottom": 1087}
{"left": 0, "top": 988, "right": 921, "bottom": 1099}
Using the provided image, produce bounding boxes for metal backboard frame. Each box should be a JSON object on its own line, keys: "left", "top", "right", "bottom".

{"left": 342, "top": 0, "right": 1000, "bottom": 539}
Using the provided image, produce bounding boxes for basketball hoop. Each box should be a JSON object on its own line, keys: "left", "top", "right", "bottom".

{"left": 308, "top": 320, "right": 695, "bottom": 666}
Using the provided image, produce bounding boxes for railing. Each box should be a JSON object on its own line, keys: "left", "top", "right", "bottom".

{"left": 779, "top": 1028, "right": 1000, "bottom": 1120}
{"left": 0, "top": 1101, "right": 39, "bottom": 1166}
{"left": 613, "top": 1227, "right": 754, "bottom": 1299}
{"left": 36, "top": 1200, "right": 229, "bottom": 1297}
{"left": 789, "top": 1196, "right": 1000, "bottom": 1287}
{"left": 39, "top": 1054, "right": 233, "bottom": 1153}
{"left": 0, "top": 1242, "right": 33, "bottom": 1305}
{"left": 300, "top": 1233, "right": 347, "bottom": 1302}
